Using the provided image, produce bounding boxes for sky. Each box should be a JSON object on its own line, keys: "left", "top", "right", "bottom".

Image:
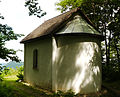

{"left": 0, "top": 0, "right": 60, "bottom": 63}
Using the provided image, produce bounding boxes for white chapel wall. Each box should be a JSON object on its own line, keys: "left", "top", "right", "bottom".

{"left": 52, "top": 36, "right": 102, "bottom": 93}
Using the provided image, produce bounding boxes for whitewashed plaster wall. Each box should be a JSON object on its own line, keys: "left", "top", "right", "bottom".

{"left": 24, "top": 37, "right": 52, "bottom": 89}
{"left": 52, "top": 36, "right": 102, "bottom": 94}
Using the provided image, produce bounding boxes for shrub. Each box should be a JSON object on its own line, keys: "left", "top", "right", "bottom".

{"left": 16, "top": 66, "right": 24, "bottom": 81}
{"left": 5, "top": 68, "right": 17, "bottom": 76}
{"left": 17, "top": 73, "right": 24, "bottom": 81}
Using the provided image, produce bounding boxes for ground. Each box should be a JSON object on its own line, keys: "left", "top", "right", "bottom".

{"left": 0, "top": 75, "right": 120, "bottom": 97}
{"left": 0, "top": 76, "right": 51, "bottom": 97}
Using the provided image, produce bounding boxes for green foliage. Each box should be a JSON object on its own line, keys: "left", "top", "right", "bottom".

{"left": 52, "top": 90, "right": 76, "bottom": 97}
{"left": 56, "top": 0, "right": 83, "bottom": 12}
{"left": 17, "top": 73, "right": 24, "bottom": 81}
{"left": 0, "top": 63, "right": 24, "bottom": 81}
{"left": 1, "top": 83, "right": 22, "bottom": 97}
{"left": 0, "top": 1, "right": 24, "bottom": 62}
{"left": 0, "top": 65, "right": 3, "bottom": 81}
{"left": 0, "top": 81, "right": 27, "bottom": 97}
{"left": 16, "top": 66, "right": 24, "bottom": 81}
{"left": 56, "top": 0, "right": 120, "bottom": 13}
{"left": 2, "top": 67, "right": 9, "bottom": 75}
{"left": 0, "top": 0, "right": 46, "bottom": 62}
{"left": 5, "top": 68, "right": 18, "bottom": 77}
{"left": 0, "top": 64, "right": 9, "bottom": 81}
{"left": 0, "top": 83, "right": 16, "bottom": 97}
{"left": 0, "top": 24, "right": 24, "bottom": 62}
{"left": 25, "top": 0, "right": 46, "bottom": 18}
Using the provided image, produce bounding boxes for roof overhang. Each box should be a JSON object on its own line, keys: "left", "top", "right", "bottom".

{"left": 20, "top": 33, "right": 104, "bottom": 44}
{"left": 20, "top": 8, "right": 104, "bottom": 43}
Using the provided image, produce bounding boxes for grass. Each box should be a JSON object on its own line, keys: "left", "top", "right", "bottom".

{"left": 0, "top": 79, "right": 118, "bottom": 97}
{"left": 0, "top": 71, "right": 120, "bottom": 97}
{"left": 0, "top": 78, "right": 50, "bottom": 97}
{"left": 0, "top": 81, "right": 28, "bottom": 97}
{"left": 4, "top": 75, "right": 18, "bottom": 81}
{"left": 0, "top": 68, "right": 51, "bottom": 97}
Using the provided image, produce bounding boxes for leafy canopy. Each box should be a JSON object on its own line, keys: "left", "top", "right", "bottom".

{"left": 0, "top": 24, "right": 24, "bottom": 62}
{"left": 56, "top": 0, "right": 120, "bottom": 13}
{"left": 25, "top": 0, "right": 46, "bottom": 18}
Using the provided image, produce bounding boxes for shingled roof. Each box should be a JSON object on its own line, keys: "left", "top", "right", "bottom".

{"left": 21, "top": 8, "right": 103, "bottom": 43}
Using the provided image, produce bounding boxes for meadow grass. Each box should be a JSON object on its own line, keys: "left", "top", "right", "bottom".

{"left": 0, "top": 68, "right": 50, "bottom": 97}
{"left": 0, "top": 68, "right": 119, "bottom": 97}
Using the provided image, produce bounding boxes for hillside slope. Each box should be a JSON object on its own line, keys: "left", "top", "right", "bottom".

{"left": 6, "top": 61, "right": 24, "bottom": 69}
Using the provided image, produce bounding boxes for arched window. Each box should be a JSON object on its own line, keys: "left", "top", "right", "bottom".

{"left": 33, "top": 49, "right": 38, "bottom": 69}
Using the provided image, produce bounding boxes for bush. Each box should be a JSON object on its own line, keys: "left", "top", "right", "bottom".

{"left": 16, "top": 66, "right": 24, "bottom": 81}
{"left": 17, "top": 73, "right": 24, "bottom": 81}
{"left": 5, "top": 68, "right": 17, "bottom": 76}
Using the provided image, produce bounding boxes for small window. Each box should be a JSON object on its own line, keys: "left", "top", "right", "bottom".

{"left": 33, "top": 49, "right": 38, "bottom": 69}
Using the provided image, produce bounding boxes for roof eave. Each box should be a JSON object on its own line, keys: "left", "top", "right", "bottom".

{"left": 20, "top": 32, "right": 104, "bottom": 44}
{"left": 20, "top": 8, "right": 103, "bottom": 43}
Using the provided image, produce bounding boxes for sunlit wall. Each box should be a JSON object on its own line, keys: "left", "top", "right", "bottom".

{"left": 52, "top": 36, "right": 102, "bottom": 94}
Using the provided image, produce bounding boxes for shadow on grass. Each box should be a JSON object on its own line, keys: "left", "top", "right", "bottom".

{"left": 0, "top": 79, "right": 118, "bottom": 97}
{"left": 1, "top": 76, "right": 119, "bottom": 97}
{"left": 0, "top": 79, "right": 51, "bottom": 97}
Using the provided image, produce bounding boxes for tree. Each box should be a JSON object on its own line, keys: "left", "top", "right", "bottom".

{"left": 25, "top": 0, "right": 46, "bottom": 18}
{"left": 56, "top": 0, "right": 120, "bottom": 80}
{"left": 0, "top": 20, "right": 23, "bottom": 62}
{"left": 0, "top": 0, "right": 46, "bottom": 62}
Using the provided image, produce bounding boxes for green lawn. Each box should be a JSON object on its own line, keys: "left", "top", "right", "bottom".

{"left": 0, "top": 75, "right": 120, "bottom": 97}
{"left": 1, "top": 81, "right": 51, "bottom": 97}
{"left": 0, "top": 76, "right": 52, "bottom": 97}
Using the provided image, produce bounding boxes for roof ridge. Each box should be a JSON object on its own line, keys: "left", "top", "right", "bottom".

{"left": 20, "top": 8, "right": 102, "bottom": 43}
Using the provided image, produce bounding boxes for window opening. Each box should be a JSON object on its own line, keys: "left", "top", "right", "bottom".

{"left": 33, "top": 49, "right": 38, "bottom": 69}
